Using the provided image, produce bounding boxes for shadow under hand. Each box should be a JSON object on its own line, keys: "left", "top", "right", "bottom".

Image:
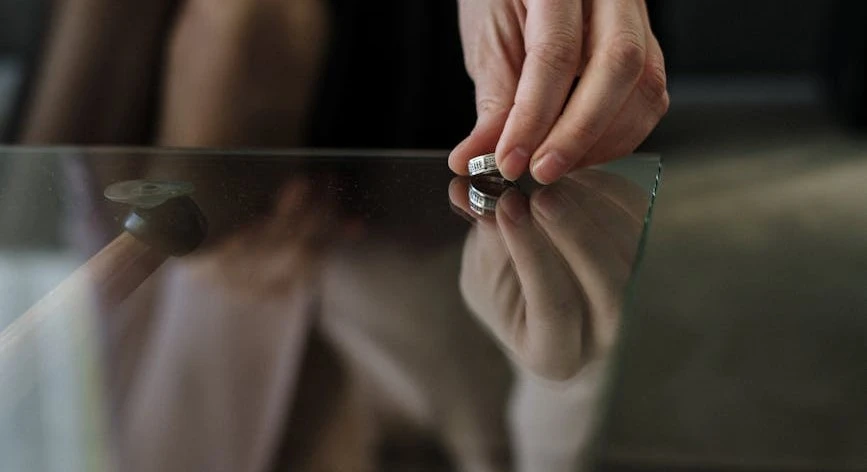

{"left": 450, "top": 170, "right": 647, "bottom": 382}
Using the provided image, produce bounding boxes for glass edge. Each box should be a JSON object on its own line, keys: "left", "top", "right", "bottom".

{"left": 585, "top": 155, "right": 664, "bottom": 468}
{"left": 0, "top": 145, "right": 450, "bottom": 159}
{"left": 0, "top": 146, "right": 665, "bottom": 163}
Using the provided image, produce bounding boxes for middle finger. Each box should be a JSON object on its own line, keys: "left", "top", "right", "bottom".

{"left": 531, "top": 0, "right": 648, "bottom": 184}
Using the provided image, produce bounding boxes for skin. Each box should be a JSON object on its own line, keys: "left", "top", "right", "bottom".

{"left": 17, "top": 3, "right": 661, "bottom": 467}
{"left": 449, "top": 170, "right": 646, "bottom": 380}
{"left": 448, "top": 0, "right": 670, "bottom": 184}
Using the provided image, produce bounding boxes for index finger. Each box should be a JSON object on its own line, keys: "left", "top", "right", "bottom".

{"left": 494, "top": 0, "right": 584, "bottom": 181}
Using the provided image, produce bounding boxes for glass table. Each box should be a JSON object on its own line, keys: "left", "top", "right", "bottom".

{"left": 0, "top": 148, "right": 661, "bottom": 472}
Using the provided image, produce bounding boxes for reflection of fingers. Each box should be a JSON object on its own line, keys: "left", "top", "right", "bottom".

{"left": 556, "top": 178, "right": 642, "bottom": 263}
{"left": 531, "top": 0, "right": 648, "bottom": 184}
{"left": 447, "top": 178, "right": 478, "bottom": 224}
{"left": 531, "top": 185, "right": 629, "bottom": 350}
{"left": 448, "top": 177, "right": 473, "bottom": 215}
{"left": 274, "top": 178, "right": 313, "bottom": 217}
{"left": 554, "top": 174, "right": 644, "bottom": 263}
{"left": 447, "top": 177, "right": 500, "bottom": 226}
{"left": 497, "top": 189, "right": 585, "bottom": 379}
{"left": 562, "top": 169, "right": 649, "bottom": 224}
{"left": 458, "top": 210, "right": 515, "bottom": 333}
{"left": 266, "top": 177, "right": 339, "bottom": 248}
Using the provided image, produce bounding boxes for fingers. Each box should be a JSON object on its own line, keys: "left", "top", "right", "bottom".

{"left": 448, "top": 177, "right": 476, "bottom": 221}
{"left": 448, "top": 107, "right": 509, "bottom": 175}
{"left": 449, "top": 6, "right": 524, "bottom": 175}
{"left": 496, "top": 189, "right": 586, "bottom": 379}
{"left": 531, "top": 0, "right": 649, "bottom": 184}
{"left": 580, "top": 34, "right": 669, "bottom": 167}
{"left": 494, "top": 0, "right": 584, "bottom": 181}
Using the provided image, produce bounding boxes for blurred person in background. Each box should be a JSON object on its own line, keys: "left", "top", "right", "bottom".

{"left": 19, "top": 0, "right": 668, "bottom": 183}
{"left": 9, "top": 0, "right": 668, "bottom": 471}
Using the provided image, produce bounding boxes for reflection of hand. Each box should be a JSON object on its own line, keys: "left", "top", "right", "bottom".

{"left": 450, "top": 170, "right": 646, "bottom": 380}
{"left": 449, "top": 0, "right": 668, "bottom": 184}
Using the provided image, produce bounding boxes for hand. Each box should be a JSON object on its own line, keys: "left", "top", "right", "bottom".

{"left": 448, "top": 0, "right": 669, "bottom": 184}
{"left": 449, "top": 170, "right": 646, "bottom": 380}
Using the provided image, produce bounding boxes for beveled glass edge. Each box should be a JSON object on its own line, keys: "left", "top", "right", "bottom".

{"left": 583, "top": 154, "right": 663, "bottom": 468}
{"left": 0, "top": 146, "right": 667, "bottom": 166}
{"left": 0, "top": 145, "right": 450, "bottom": 160}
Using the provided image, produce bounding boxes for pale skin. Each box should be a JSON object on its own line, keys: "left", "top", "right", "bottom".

{"left": 450, "top": 169, "right": 646, "bottom": 380}
{"left": 16, "top": 1, "right": 664, "bottom": 469}
{"left": 449, "top": 0, "right": 669, "bottom": 184}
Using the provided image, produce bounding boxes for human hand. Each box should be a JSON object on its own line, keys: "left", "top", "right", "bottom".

{"left": 450, "top": 170, "right": 646, "bottom": 380}
{"left": 448, "top": 0, "right": 668, "bottom": 184}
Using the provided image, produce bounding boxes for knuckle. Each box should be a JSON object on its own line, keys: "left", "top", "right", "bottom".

{"left": 527, "top": 34, "right": 581, "bottom": 75}
{"left": 566, "top": 121, "right": 603, "bottom": 144}
{"left": 476, "top": 96, "right": 510, "bottom": 117}
{"left": 659, "top": 90, "right": 671, "bottom": 115}
{"left": 602, "top": 31, "right": 646, "bottom": 80}
{"left": 510, "top": 99, "right": 550, "bottom": 129}
{"left": 638, "top": 63, "right": 670, "bottom": 113}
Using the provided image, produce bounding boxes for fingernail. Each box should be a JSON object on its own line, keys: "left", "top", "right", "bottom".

{"left": 533, "top": 187, "right": 568, "bottom": 221}
{"left": 498, "top": 147, "right": 529, "bottom": 181}
{"left": 499, "top": 189, "right": 529, "bottom": 224}
{"left": 531, "top": 151, "right": 569, "bottom": 185}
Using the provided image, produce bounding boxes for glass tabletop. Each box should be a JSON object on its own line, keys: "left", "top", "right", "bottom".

{"left": 0, "top": 147, "right": 661, "bottom": 472}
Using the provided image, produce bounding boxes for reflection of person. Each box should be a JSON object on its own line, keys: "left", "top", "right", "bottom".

{"left": 120, "top": 180, "right": 344, "bottom": 472}
{"left": 13, "top": 0, "right": 665, "bottom": 469}
{"left": 20, "top": 0, "right": 667, "bottom": 183}
{"left": 450, "top": 169, "right": 647, "bottom": 472}
{"left": 19, "top": 0, "right": 328, "bottom": 147}
{"left": 116, "top": 174, "right": 513, "bottom": 472}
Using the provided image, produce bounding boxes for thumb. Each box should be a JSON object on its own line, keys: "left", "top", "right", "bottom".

{"left": 449, "top": 74, "right": 517, "bottom": 175}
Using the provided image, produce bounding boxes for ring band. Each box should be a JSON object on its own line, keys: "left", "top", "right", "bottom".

{"left": 468, "top": 177, "right": 517, "bottom": 217}
{"left": 468, "top": 153, "right": 499, "bottom": 176}
{"left": 469, "top": 184, "right": 498, "bottom": 216}
{"left": 471, "top": 175, "right": 514, "bottom": 192}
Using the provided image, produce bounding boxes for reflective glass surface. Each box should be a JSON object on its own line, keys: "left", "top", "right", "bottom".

{"left": 0, "top": 148, "right": 661, "bottom": 472}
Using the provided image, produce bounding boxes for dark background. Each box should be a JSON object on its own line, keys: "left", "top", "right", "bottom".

{"left": 3, "top": 0, "right": 867, "bottom": 142}
{"left": 2, "top": 1, "right": 866, "bottom": 471}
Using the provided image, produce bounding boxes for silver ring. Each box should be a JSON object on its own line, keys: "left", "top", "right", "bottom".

{"left": 468, "top": 177, "right": 517, "bottom": 217}
{"left": 468, "top": 153, "right": 499, "bottom": 176}
{"left": 469, "top": 184, "right": 498, "bottom": 216}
